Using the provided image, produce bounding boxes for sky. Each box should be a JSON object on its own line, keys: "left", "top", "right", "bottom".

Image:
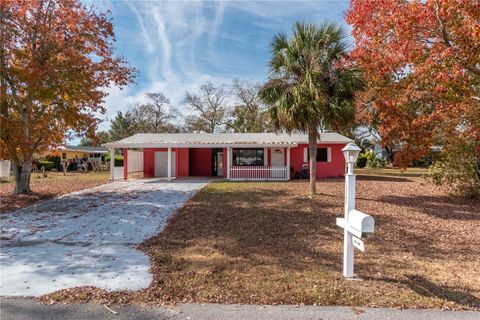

{"left": 90, "top": 0, "right": 351, "bottom": 133}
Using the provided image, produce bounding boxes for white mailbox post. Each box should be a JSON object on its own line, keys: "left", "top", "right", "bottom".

{"left": 336, "top": 143, "right": 375, "bottom": 278}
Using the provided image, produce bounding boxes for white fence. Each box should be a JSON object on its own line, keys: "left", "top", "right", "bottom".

{"left": 0, "top": 160, "right": 11, "bottom": 181}
{"left": 127, "top": 150, "right": 143, "bottom": 173}
{"left": 113, "top": 166, "right": 124, "bottom": 181}
{"left": 230, "top": 166, "right": 288, "bottom": 181}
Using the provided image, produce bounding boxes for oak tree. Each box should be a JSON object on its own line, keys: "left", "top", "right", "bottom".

{"left": 226, "top": 79, "right": 273, "bottom": 133}
{"left": 183, "top": 82, "right": 229, "bottom": 133}
{"left": 347, "top": 0, "right": 480, "bottom": 197}
{"left": 0, "top": 0, "right": 134, "bottom": 194}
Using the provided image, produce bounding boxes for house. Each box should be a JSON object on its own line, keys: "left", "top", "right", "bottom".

{"left": 44, "top": 145, "right": 109, "bottom": 163}
{"left": 103, "top": 133, "right": 352, "bottom": 181}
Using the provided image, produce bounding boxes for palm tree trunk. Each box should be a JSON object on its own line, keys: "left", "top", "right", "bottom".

{"left": 308, "top": 126, "right": 318, "bottom": 195}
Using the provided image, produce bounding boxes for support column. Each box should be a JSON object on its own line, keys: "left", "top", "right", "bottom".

{"left": 343, "top": 162, "right": 356, "bottom": 277}
{"left": 123, "top": 148, "right": 128, "bottom": 180}
{"left": 286, "top": 146, "right": 291, "bottom": 180}
{"left": 226, "top": 146, "right": 231, "bottom": 180}
{"left": 109, "top": 148, "right": 115, "bottom": 181}
{"left": 167, "top": 147, "right": 172, "bottom": 181}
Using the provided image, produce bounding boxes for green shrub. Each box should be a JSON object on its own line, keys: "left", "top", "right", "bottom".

{"left": 365, "top": 150, "right": 377, "bottom": 168}
{"left": 431, "top": 142, "right": 480, "bottom": 199}
{"left": 105, "top": 153, "right": 123, "bottom": 167}
{"left": 376, "top": 156, "right": 388, "bottom": 168}
{"left": 356, "top": 154, "right": 367, "bottom": 168}
{"left": 46, "top": 155, "right": 61, "bottom": 169}
{"left": 38, "top": 161, "right": 54, "bottom": 171}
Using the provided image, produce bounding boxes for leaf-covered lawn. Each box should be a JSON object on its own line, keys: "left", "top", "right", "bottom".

{"left": 43, "top": 173, "right": 480, "bottom": 310}
{"left": 0, "top": 172, "right": 110, "bottom": 213}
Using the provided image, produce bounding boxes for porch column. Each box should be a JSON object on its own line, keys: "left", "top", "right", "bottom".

{"left": 109, "top": 148, "right": 115, "bottom": 181}
{"left": 286, "top": 146, "right": 291, "bottom": 180}
{"left": 227, "top": 146, "right": 231, "bottom": 180}
{"left": 167, "top": 147, "right": 172, "bottom": 181}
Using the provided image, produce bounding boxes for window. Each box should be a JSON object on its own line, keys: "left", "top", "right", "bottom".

{"left": 233, "top": 148, "right": 264, "bottom": 166}
{"left": 62, "top": 153, "right": 67, "bottom": 160}
{"left": 307, "top": 148, "right": 329, "bottom": 162}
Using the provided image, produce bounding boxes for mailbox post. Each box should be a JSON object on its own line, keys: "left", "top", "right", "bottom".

{"left": 336, "top": 143, "right": 375, "bottom": 278}
{"left": 342, "top": 143, "right": 361, "bottom": 277}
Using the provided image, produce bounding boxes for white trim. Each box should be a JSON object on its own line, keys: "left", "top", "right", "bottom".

{"left": 286, "top": 147, "right": 291, "bottom": 180}
{"left": 103, "top": 142, "right": 298, "bottom": 149}
{"left": 303, "top": 147, "right": 308, "bottom": 163}
{"left": 167, "top": 147, "right": 172, "bottom": 181}
{"left": 227, "top": 146, "right": 231, "bottom": 179}
{"left": 109, "top": 148, "right": 115, "bottom": 181}
{"left": 327, "top": 147, "right": 332, "bottom": 163}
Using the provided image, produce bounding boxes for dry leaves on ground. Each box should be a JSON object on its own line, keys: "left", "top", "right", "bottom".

{"left": 41, "top": 174, "right": 480, "bottom": 310}
{"left": 0, "top": 172, "right": 110, "bottom": 213}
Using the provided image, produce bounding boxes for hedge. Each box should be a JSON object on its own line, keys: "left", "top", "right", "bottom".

{"left": 38, "top": 161, "right": 54, "bottom": 171}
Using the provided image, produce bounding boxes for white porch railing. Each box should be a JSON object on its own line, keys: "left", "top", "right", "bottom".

{"left": 230, "top": 166, "right": 288, "bottom": 181}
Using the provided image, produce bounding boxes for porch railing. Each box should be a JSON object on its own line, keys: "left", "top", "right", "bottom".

{"left": 230, "top": 166, "right": 288, "bottom": 181}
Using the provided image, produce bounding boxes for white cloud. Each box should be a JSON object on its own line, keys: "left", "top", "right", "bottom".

{"left": 95, "top": 0, "right": 348, "bottom": 133}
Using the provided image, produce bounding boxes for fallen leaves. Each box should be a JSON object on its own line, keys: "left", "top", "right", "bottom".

{"left": 0, "top": 172, "right": 110, "bottom": 213}
{"left": 40, "top": 175, "right": 480, "bottom": 310}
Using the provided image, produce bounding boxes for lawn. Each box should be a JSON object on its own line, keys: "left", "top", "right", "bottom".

{"left": 0, "top": 171, "right": 110, "bottom": 213}
{"left": 43, "top": 171, "right": 480, "bottom": 310}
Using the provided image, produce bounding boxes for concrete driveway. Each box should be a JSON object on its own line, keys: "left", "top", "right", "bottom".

{"left": 0, "top": 178, "right": 209, "bottom": 296}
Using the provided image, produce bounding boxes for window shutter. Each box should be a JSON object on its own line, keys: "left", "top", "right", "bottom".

{"left": 327, "top": 148, "right": 332, "bottom": 162}
{"left": 303, "top": 147, "right": 308, "bottom": 163}
{"left": 264, "top": 147, "right": 268, "bottom": 166}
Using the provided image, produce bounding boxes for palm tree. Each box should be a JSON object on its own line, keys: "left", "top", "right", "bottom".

{"left": 259, "top": 22, "right": 364, "bottom": 195}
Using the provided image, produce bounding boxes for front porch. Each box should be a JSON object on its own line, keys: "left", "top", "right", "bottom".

{"left": 109, "top": 145, "right": 293, "bottom": 182}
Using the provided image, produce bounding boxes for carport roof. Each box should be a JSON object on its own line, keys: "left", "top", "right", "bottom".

{"left": 103, "top": 133, "right": 352, "bottom": 148}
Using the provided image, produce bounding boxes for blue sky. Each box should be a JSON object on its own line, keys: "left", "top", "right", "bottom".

{"left": 92, "top": 0, "right": 351, "bottom": 131}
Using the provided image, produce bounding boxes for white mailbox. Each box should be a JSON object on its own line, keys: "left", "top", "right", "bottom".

{"left": 348, "top": 210, "right": 374, "bottom": 238}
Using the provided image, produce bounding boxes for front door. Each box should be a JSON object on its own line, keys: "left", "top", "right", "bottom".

{"left": 154, "top": 151, "right": 176, "bottom": 177}
{"left": 217, "top": 152, "right": 224, "bottom": 176}
{"left": 271, "top": 148, "right": 285, "bottom": 166}
{"left": 212, "top": 148, "right": 224, "bottom": 177}
{"left": 271, "top": 148, "right": 285, "bottom": 178}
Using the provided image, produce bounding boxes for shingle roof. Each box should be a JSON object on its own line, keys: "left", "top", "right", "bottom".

{"left": 103, "top": 132, "right": 352, "bottom": 148}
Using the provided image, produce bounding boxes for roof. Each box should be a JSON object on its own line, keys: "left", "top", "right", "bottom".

{"left": 62, "top": 145, "right": 109, "bottom": 153}
{"left": 103, "top": 132, "right": 352, "bottom": 148}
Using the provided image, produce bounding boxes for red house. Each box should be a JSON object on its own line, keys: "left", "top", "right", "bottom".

{"left": 103, "top": 133, "right": 352, "bottom": 181}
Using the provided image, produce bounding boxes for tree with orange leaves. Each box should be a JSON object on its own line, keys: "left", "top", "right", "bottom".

{"left": 346, "top": 0, "right": 480, "bottom": 197}
{"left": 0, "top": 0, "right": 134, "bottom": 194}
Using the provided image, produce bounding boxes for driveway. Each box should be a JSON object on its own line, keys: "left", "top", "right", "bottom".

{"left": 0, "top": 178, "right": 209, "bottom": 296}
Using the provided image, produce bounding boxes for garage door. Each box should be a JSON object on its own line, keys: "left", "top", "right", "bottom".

{"left": 154, "top": 151, "right": 176, "bottom": 177}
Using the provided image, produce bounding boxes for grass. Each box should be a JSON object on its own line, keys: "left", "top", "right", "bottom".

{"left": 0, "top": 171, "right": 110, "bottom": 213}
{"left": 43, "top": 170, "right": 480, "bottom": 310}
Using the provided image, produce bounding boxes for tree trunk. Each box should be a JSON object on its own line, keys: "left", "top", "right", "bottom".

{"left": 12, "top": 158, "right": 33, "bottom": 194}
{"left": 308, "top": 126, "right": 318, "bottom": 195}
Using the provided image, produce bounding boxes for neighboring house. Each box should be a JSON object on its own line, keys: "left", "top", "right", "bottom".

{"left": 62, "top": 145, "right": 109, "bottom": 163}
{"left": 39, "top": 145, "right": 109, "bottom": 163}
{"left": 103, "top": 133, "right": 352, "bottom": 181}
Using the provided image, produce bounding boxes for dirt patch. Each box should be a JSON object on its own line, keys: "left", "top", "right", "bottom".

{"left": 0, "top": 172, "right": 110, "bottom": 213}
{"left": 41, "top": 176, "right": 480, "bottom": 310}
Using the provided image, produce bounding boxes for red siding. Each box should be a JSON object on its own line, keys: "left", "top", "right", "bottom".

{"left": 189, "top": 148, "right": 212, "bottom": 176}
{"left": 138, "top": 144, "right": 346, "bottom": 180}
{"left": 176, "top": 148, "right": 189, "bottom": 177}
{"left": 143, "top": 148, "right": 189, "bottom": 178}
{"left": 290, "top": 144, "right": 346, "bottom": 179}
